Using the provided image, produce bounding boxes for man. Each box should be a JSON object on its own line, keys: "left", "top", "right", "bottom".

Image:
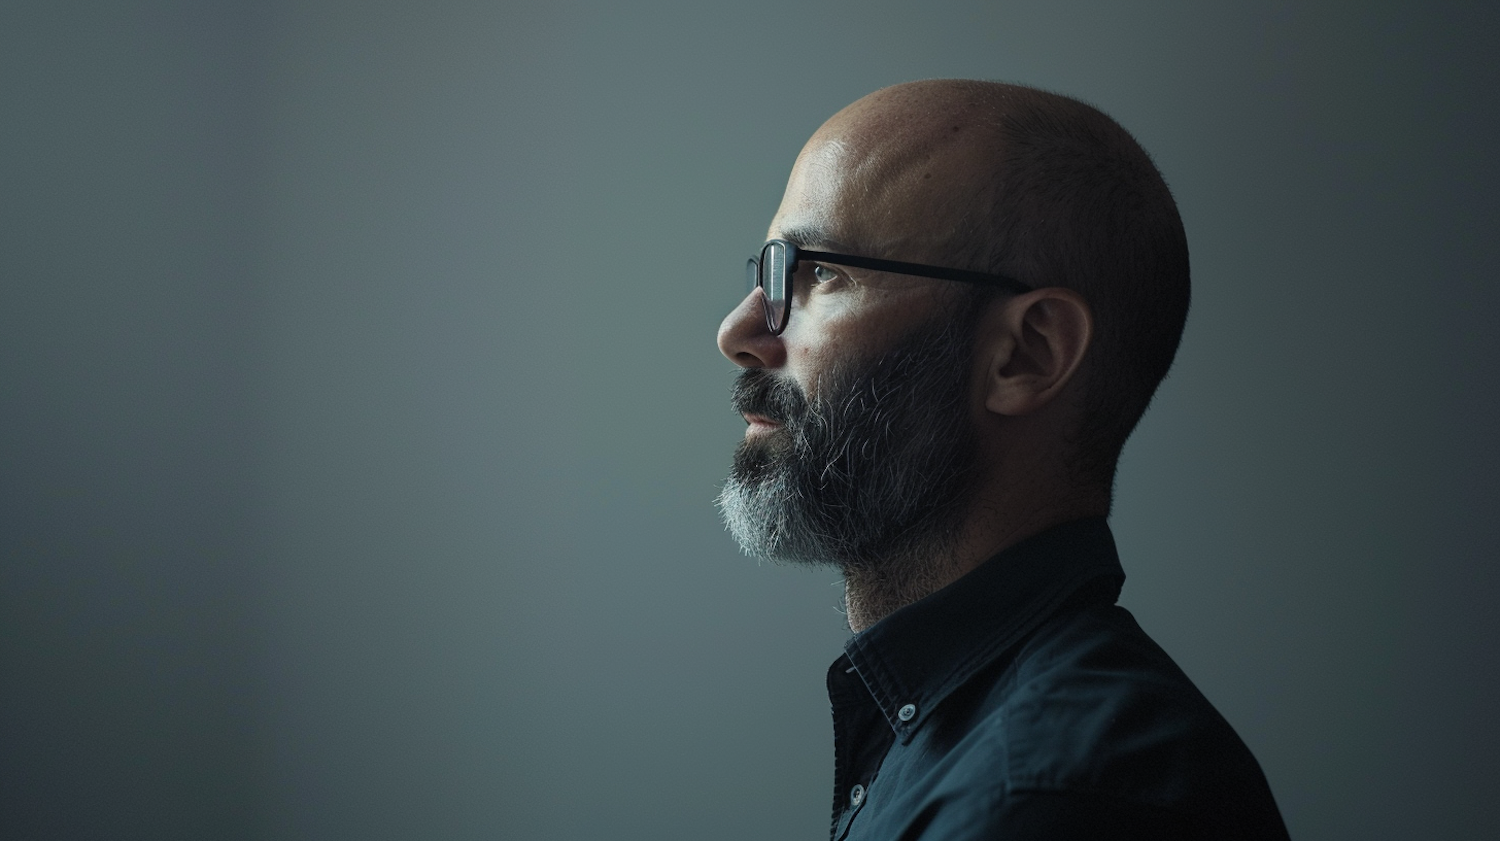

{"left": 716, "top": 80, "right": 1289, "bottom": 840}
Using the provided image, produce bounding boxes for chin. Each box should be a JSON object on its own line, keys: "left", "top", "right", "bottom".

{"left": 733, "top": 433, "right": 790, "bottom": 478}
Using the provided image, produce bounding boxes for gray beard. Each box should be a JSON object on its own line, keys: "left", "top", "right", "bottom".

{"left": 715, "top": 313, "right": 981, "bottom": 578}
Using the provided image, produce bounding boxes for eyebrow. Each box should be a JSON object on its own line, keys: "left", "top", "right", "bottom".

{"left": 774, "top": 224, "right": 864, "bottom": 256}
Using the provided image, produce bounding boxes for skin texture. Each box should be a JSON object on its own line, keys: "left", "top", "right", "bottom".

{"left": 718, "top": 81, "right": 1108, "bottom": 632}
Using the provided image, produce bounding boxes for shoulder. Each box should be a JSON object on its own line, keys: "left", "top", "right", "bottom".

{"left": 932, "top": 603, "right": 1287, "bottom": 839}
{"left": 1002, "top": 602, "right": 1229, "bottom": 772}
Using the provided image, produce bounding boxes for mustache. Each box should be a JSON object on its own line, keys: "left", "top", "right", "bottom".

{"left": 730, "top": 369, "right": 808, "bottom": 425}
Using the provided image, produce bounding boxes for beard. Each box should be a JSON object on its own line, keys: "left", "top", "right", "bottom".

{"left": 715, "top": 311, "right": 982, "bottom": 576}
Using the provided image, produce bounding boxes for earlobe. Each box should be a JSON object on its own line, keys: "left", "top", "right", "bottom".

{"left": 981, "top": 289, "right": 1093, "bottom": 417}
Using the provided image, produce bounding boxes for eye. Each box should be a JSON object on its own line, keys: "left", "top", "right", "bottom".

{"left": 812, "top": 264, "right": 839, "bottom": 284}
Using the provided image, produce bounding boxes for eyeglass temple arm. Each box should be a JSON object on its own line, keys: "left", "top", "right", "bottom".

{"left": 797, "top": 248, "right": 1032, "bottom": 294}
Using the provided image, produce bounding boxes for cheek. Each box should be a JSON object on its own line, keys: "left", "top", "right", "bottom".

{"left": 780, "top": 335, "right": 845, "bottom": 401}
{"left": 783, "top": 343, "right": 823, "bottom": 397}
{"left": 778, "top": 309, "right": 845, "bottom": 371}
{"left": 782, "top": 286, "right": 933, "bottom": 389}
{"left": 787, "top": 312, "right": 857, "bottom": 363}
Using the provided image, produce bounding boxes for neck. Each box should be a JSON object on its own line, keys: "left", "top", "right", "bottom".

{"left": 841, "top": 488, "right": 1108, "bottom": 632}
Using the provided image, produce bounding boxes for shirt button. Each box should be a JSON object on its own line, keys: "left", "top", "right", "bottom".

{"left": 898, "top": 703, "right": 917, "bottom": 722}
{"left": 850, "top": 784, "right": 865, "bottom": 807}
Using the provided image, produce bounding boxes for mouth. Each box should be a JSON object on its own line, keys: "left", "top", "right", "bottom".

{"left": 742, "top": 412, "right": 784, "bottom": 436}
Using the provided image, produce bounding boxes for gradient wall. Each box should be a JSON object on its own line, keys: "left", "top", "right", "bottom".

{"left": 4, "top": 2, "right": 1497, "bottom": 839}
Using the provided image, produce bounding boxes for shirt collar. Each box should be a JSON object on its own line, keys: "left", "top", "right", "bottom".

{"left": 841, "top": 517, "right": 1125, "bottom": 743}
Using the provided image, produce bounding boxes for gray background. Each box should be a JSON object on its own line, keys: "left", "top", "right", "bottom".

{"left": 3, "top": 2, "right": 1497, "bottom": 839}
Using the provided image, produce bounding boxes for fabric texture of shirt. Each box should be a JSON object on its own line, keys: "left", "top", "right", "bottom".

{"left": 826, "top": 518, "right": 1289, "bottom": 840}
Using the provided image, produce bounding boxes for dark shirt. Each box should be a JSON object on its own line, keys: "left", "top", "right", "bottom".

{"left": 826, "top": 518, "right": 1289, "bottom": 840}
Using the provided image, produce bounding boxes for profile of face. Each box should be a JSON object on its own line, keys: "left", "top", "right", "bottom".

{"left": 715, "top": 100, "right": 992, "bottom": 573}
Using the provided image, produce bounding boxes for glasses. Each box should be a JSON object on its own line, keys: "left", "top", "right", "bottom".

{"left": 746, "top": 239, "right": 1033, "bottom": 335}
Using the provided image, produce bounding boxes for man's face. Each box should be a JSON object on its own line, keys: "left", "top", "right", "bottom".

{"left": 715, "top": 128, "right": 986, "bottom": 571}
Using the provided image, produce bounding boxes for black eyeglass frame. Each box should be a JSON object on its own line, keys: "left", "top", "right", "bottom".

{"left": 746, "top": 238, "right": 1033, "bottom": 335}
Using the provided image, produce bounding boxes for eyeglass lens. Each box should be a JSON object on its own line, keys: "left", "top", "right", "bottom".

{"left": 760, "top": 241, "right": 789, "bottom": 333}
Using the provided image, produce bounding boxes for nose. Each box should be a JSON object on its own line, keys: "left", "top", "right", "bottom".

{"left": 717, "top": 288, "right": 787, "bottom": 369}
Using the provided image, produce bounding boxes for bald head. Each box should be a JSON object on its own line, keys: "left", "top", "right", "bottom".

{"left": 775, "top": 80, "right": 1189, "bottom": 487}
{"left": 773, "top": 81, "right": 1011, "bottom": 266}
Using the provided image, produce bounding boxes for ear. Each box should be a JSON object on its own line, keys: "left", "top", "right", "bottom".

{"left": 979, "top": 288, "right": 1093, "bottom": 417}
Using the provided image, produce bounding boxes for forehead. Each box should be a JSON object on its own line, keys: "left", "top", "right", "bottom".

{"left": 766, "top": 137, "right": 854, "bottom": 247}
{"left": 767, "top": 122, "right": 986, "bottom": 262}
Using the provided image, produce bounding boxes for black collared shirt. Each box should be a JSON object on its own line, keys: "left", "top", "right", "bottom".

{"left": 827, "top": 518, "right": 1289, "bottom": 840}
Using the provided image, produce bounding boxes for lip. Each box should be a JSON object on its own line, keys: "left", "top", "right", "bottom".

{"left": 742, "top": 413, "right": 783, "bottom": 435}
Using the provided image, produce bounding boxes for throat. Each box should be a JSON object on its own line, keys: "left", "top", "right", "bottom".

{"left": 841, "top": 552, "right": 967, "bottom": 633}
